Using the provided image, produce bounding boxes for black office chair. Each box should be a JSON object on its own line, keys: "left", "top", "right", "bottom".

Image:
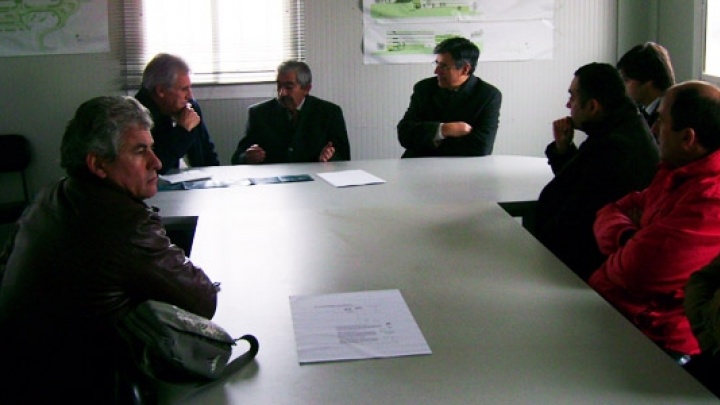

{"left": 0, "top": 134, "right": 31, "bottom": 224}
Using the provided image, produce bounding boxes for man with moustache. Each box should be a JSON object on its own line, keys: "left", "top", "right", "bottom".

{"left": 397, "top": 36, "right": 502, "bottom": 158}
{"left": 0, "top": 96, "right": 218, "bottom": 404}
{"left": 534, "top": 63, "right": 659, "bottom": 281}
{"left": 232, "top": 60, "right": 350, "bottom": 164}
{"left": 135, "top": 53, "right": 219, "bottom": 174}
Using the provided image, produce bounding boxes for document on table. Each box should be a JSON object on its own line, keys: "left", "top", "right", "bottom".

{"left": 289, "top": 289, "right": 432, "bottom": 364}
{"left": 316, "top": 169, "right": 386, "bottom": 188}
{"left": 249, "top": 174, "right": 314, "bottom": 185}
{"left": 159, "top": 169, "right": 211, "bottom": 184}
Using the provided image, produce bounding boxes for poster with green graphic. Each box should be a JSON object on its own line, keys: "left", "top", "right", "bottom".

{"left": 363, "top": 0, "right": 554, "bottom": 64}
{"left": 0, "top": 0, "right": 109, "bottom": 56}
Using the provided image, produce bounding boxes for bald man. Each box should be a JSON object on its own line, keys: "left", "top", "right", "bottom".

{"left": 589, "top": 81, "right": 720, "bottom": 361}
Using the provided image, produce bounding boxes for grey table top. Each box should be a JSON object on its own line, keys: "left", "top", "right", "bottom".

{"left": 151, "top": 156, "right": 717, "bottom": 404}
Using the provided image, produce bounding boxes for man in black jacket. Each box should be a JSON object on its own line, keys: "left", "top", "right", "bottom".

{"left": 617, "top": 42, "right": 675, "bottom": 128}
{"left": 534, "top": 62, "right": 659, "bottom": 281}
{"left": 397, "top": 36, "right": 502, "bottom": 158}
{"left": 232, "top": 60, "right": 351, "bottom": 164}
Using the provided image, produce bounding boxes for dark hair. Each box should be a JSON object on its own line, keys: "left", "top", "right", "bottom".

{"left": 434, "top": 37, "right": 480, "bottom": 75}
{"left": 278, "top": 60, "right": 312, "bottom": 89}
{"left": 60, "top": 96, "right": 153, "bottom": 176}
{"left": 617, "top": 42, "right": 675, "bottom": 91}
{"left": 141, "top": 53, "right": 190, "bottom": 91}
{"left": 574, "top": 63, "right": 629, "bottom": 110}
{"left": 670, "top": 85, "right": 720, "bottom": 152}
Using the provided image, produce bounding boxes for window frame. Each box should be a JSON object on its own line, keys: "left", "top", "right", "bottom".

{"left": 120, "top": 0, "right": 305, "bottom": 93}
{"left": 701, "top": 0, "right": 720, "bottom": 86}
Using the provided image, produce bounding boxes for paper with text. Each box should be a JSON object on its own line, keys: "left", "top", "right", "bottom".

{"left": 316, "top": 170, "right": 386, "bottom": 188}
{"left": 290, "top": 289, "right": 431, "bottom": 364}
{"left": 159, "top": 170, "right": 211, "bottom": 184}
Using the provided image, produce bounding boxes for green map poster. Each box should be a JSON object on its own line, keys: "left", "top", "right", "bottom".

{"left": 363, "top": 0, "right": 554, "bottom": 64}
{"left": 0, "top": 0, "right": 109, "bottom": 57}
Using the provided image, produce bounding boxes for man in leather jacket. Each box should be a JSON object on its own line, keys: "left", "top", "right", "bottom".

{"left": 0, "top": 96, "right": 218, "bottom": 404}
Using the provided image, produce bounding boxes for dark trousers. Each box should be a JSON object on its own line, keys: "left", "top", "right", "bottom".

{"left": 684, "top": 353, "right": 720, "bottom": 398}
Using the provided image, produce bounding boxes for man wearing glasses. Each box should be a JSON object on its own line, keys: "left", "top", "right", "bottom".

{"left": 397, "top": 36, "right": 502, "bottom": 158}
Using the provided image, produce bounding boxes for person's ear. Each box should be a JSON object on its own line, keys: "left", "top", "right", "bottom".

{"left": 154, "top": 85, "right": 166, "bottom": 99}
{"left": 588, "top": 99, "right": 603, "bottom": 116}
{"left": 682, "top": 128, "right": 708, "bottom": 156}
{"left": 460, "top": 62, "right": 471, "bottom": 76}
{"left": 86, "top": 153, "right": 108, "bottom": 178}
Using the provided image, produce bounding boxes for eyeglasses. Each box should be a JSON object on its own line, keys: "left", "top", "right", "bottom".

{"left": 433, "top": 60, "right": 469, "bottom": 72}
{"left": 432, "top": 61, "right": 454, "bottom": 71}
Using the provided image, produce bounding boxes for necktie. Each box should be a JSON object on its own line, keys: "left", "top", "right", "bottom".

{"left": 290, "top": 110, "right": 299, "bottom": 128}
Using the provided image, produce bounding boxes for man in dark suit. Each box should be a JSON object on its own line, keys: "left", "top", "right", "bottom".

{"left": 533, "top": 63, "right": 659, "bottom": 281}
{"left": 616, "top": 42, "right": 675, "bottom": 129}
{"left": 231, "top": 61, "right": 350, "bottom": 164}
{"left": 397, "top": 36, "right": 502, "bottom": 158}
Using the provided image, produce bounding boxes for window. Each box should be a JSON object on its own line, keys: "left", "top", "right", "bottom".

{"left": 122, "top": 0, "right": 305, "bottom": 89}
{"left": 702, "top": 0, "right": 720, "bottom": 83}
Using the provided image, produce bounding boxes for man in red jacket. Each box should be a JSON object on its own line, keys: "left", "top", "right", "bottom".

{"left": 588, "top": 81, "right": 720, "bottom": 361}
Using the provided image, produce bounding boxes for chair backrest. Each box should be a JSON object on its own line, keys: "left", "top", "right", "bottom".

{"left": 0, "top": 134, "right": 31, "bottom": 201}
{"left": 0, "top": 135, "right": 31, "bottom": 172}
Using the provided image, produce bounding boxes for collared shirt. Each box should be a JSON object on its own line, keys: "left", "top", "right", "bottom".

{"left": 286, "top": 97, "right": 307, "bottom": 120}
{"left": 643, "top": 97, "right": 661, "bottom": 117}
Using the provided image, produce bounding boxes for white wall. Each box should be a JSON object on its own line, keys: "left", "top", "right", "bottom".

{"left": 657, "top": 0, "right": 704, "bottom": 82}
{"left": 617, "top": 0, "right": 659, "bottom": 52}
{"left": 0, "top": 0, "right": 700, "bottom": 201}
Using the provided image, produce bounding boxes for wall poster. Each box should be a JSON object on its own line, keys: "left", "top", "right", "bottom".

{"left": 0, "top": 0, "right": 109, "bottom": 57}
{"left": 363, "top": 0, "right": 554, "bottom": 64}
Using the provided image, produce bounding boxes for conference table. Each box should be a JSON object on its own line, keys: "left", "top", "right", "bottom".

{"left": 149, "top": 156, "right": 718, "bottom": 404}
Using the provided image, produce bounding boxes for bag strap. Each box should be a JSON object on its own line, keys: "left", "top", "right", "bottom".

{"left": 220, "top": 334, "right": 260, "bottom": 378}
{"left": 164, "top": 334, "right": 259, "bottom": 402}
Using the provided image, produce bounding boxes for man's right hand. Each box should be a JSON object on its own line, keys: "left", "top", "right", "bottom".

{"left": 245, "top": 144, "right": 266, "bottom": 164}
{"left": 177, "top": 104, "right": 201, "bottom": 132}
{"left": 552, "top": 116, "right": 575, "bottom": 154}
{"left": 441, "top": 122, "right": 473, "bottom": 138}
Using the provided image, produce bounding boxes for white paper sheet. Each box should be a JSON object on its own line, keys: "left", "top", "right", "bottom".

{"left": 289, "top": 289, "right": 432, "bottom": 364}
{"left": 316, "top": 170, "right": 386, "bottom": 188}
{"left": 159, "top": 170, "right": 211, "bottom": 184}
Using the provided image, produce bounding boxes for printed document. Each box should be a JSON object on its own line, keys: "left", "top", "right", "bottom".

{"left": 316, "top": 170, "right": 386, "bottom": 188}
{"left": 289, "top": 289, "right": 431, "bottom": 364}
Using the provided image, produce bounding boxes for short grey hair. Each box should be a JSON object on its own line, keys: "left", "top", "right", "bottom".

{"left": 60, "top": 96, "right": 153, "bottom": 176}
{"left": 278, "top": 60, "right": 312, "bottom": 89}
{"left": 141, "top": 53, "right": 190, "bottom": 91}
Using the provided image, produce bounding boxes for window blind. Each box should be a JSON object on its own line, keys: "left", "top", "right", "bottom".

{"left": 121, "top": 0, "right": 305, "bottom": 89}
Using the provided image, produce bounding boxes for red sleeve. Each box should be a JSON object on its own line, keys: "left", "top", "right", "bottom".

{"left": 593, "top": 191, "right": 644, "bottom": 255}
{"left": 591, "top": 191, "right": 720, "bottom": 298}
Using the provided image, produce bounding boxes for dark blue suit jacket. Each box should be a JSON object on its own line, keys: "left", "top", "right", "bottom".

{"left": 135, "top": 88, "right": 220, "bottom": 174}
